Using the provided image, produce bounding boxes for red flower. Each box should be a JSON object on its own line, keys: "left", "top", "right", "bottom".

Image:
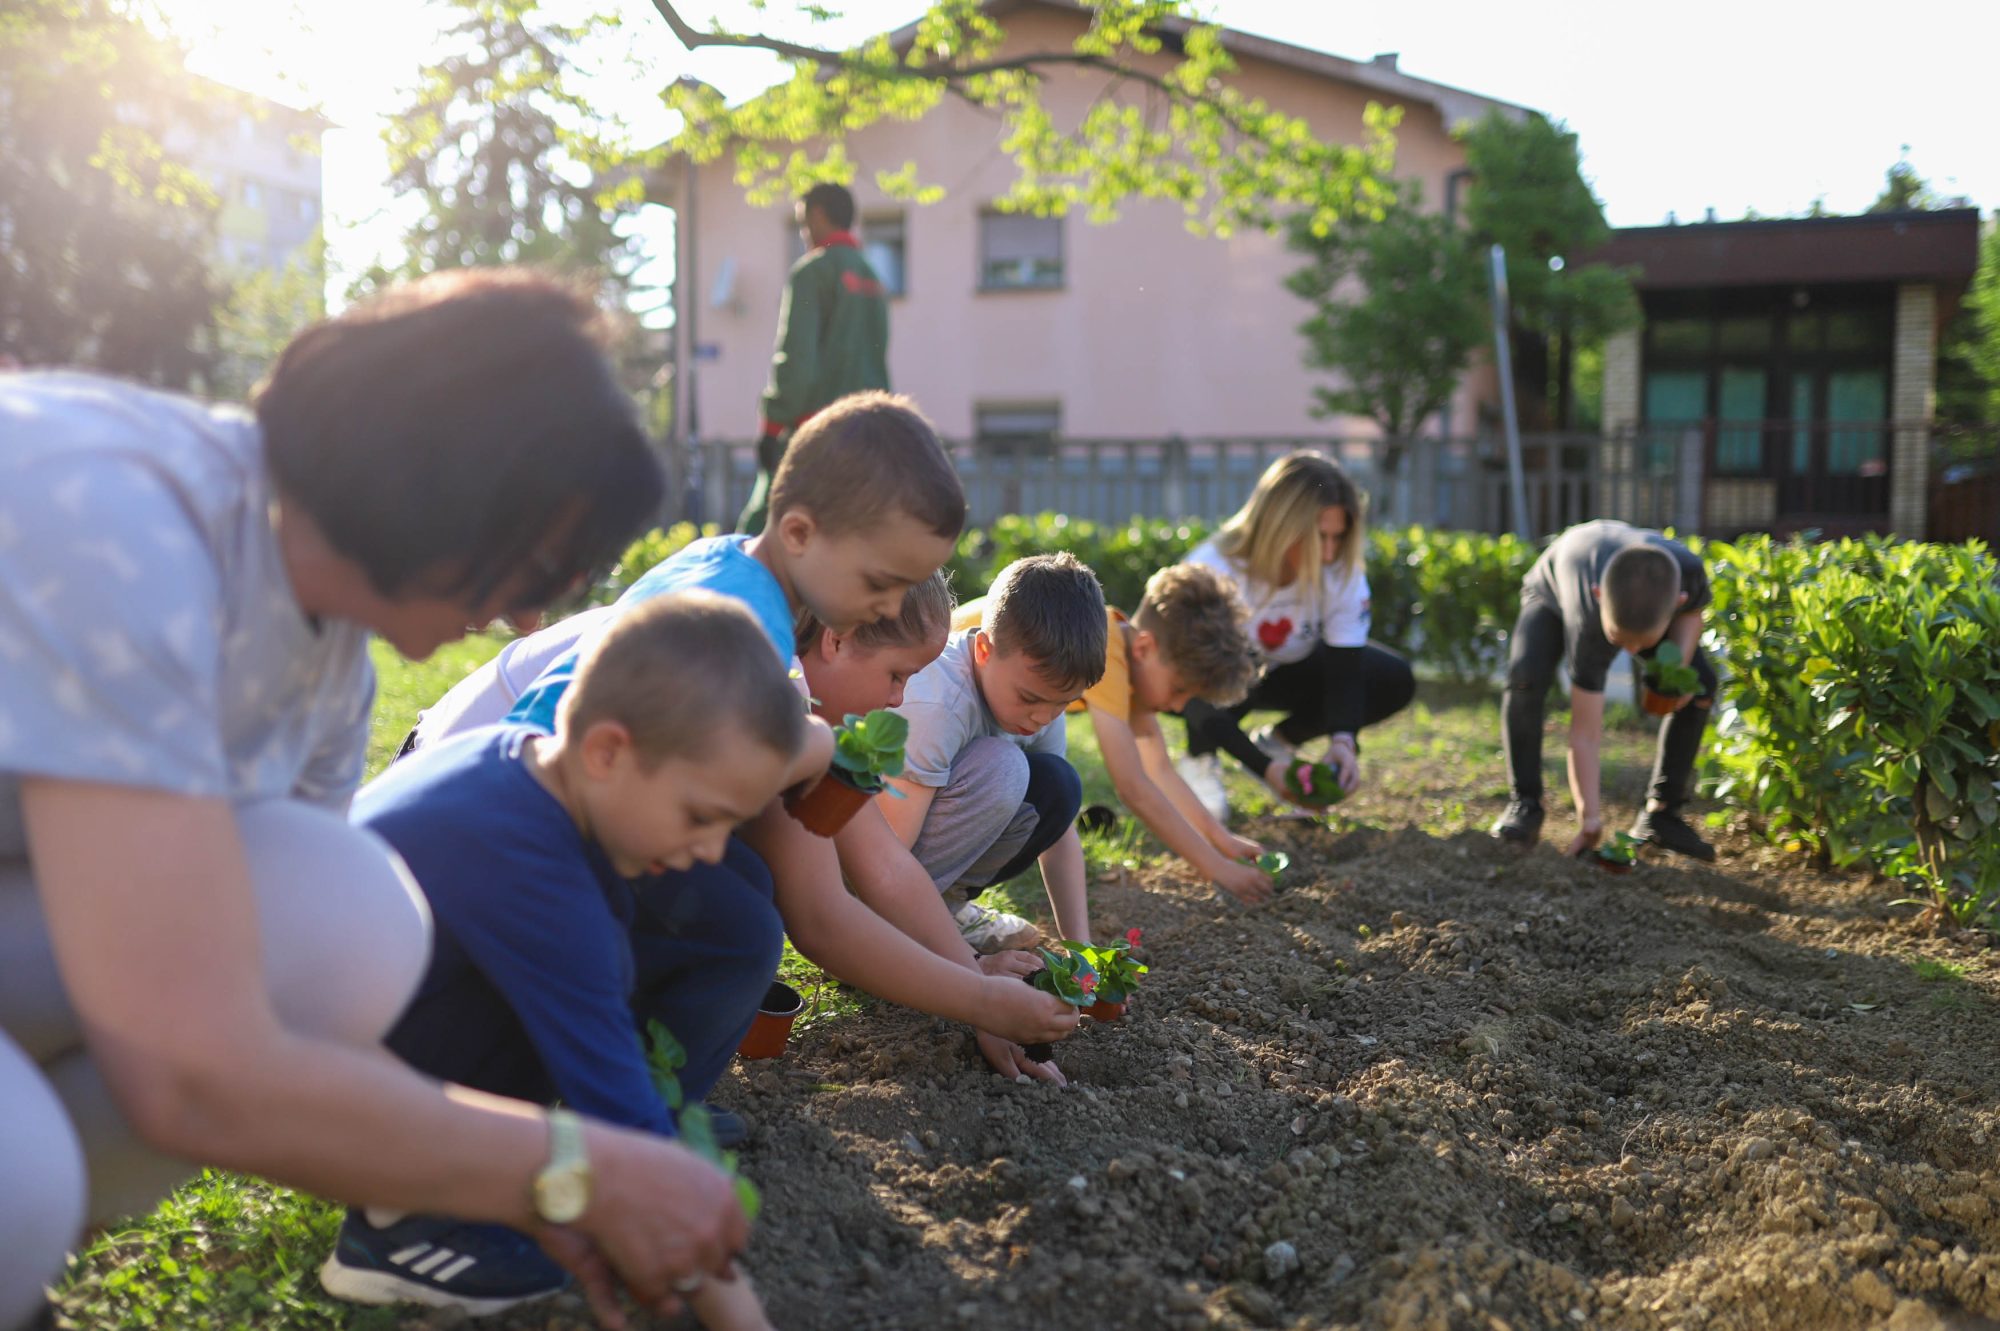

{"left": 1125, "top": 927, "right": 1143, "bottom": 948}
{"left": 1078, "top": 971, "right": 1098, "bottom": 995}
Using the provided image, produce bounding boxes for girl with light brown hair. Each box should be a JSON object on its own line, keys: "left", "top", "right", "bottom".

{"left": 1175, "top": 450, "right": 1416, "bottom": 817}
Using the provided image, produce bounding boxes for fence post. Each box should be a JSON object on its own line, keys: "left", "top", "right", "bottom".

{"left": 1163, "top": 435, "right": 1187, "bottom": 520}
{"left": 703, "top": 438, "right": 729, "bottom": 531}
{"left": 1676, "top": 426, "right": 1704, "bottom": 533}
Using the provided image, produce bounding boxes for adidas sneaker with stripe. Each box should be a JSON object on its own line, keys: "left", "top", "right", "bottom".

{"left": 319, "top": 1210, "right": 567, "bottom": 1314}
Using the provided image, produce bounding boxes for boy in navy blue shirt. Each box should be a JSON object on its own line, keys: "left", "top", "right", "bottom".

{"left": 321, "top": 592, "right": 821, "bottom": 1327}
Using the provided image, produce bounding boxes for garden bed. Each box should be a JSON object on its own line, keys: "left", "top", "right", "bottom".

{"left": 718, "top": 821, "right": 2000, "bottom": 1331}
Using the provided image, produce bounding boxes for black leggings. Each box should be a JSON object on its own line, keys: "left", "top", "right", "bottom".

{"left": 1182, "top": 642, "right": 1417, "bottom": 776}
{"left": 1501, "top": 598, "right": 1717, "bottom": 811}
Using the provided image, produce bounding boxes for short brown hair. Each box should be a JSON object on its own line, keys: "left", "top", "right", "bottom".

{"left": 1602, "top": 544, "right": 1682, "bottom": 632}
{"left": 795, "top": 569, "right": 957, "bottom": 657}
{"left": 985, "top": 553, "right": 1106, "bottom": 694}
{"left": 768, "top": 391, "right": 965, "bottom": 540}
{"left": 560, "top": 591, "right": 804, "bottom": 768}
{"left": 1134, "top": 564, "right": 1257, "bottom": 706}
{"left": 257, "top": 267, "right": 661, "bottom": 609}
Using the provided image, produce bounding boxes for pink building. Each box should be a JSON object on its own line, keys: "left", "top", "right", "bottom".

{"left": 654, "top": 1, "right": 1528, "bottom": 483}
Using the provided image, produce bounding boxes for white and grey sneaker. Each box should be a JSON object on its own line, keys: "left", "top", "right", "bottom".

{"left": 953, "top": 899, "right": 1041, "bottom": 954}
{"left": 1174, "top": 753, "right": 1231, "bottom": 823}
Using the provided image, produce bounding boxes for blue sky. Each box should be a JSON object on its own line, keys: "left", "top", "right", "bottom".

{"left": 164, "top": 0, "right": 1997, "bottom": 297}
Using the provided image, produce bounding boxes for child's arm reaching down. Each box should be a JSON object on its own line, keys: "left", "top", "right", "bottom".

{"left": 1092, "top": 706, "right": 1271, "bottom": 905}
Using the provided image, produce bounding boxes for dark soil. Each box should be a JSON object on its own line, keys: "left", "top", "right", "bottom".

{"left": 713, "top": 823, "right": 2000, "bottom": 1331}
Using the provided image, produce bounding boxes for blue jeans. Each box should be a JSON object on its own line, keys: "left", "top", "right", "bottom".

{"left": 628, "top": 838, "right": 785, "bottom": 1104}
{"left": 387, "top": 836, "right": 782, "bottom": 1120}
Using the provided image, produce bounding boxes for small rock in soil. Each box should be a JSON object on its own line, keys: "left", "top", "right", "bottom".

{"left": 1262, "top": 1240, "right": 1300, "bottom": 1282}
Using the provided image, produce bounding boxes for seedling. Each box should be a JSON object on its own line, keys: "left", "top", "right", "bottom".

{"left": 1256, "top": 851, "right": 1290, "bottom": 881}
{"left": 1066, "top": 929, "right": 1150, "bottom": 1005}
{"left": 1591, "top": 832, "right": 1643, "bottom": 872}
{"left": 829, "top": 710, "right": 909, "bottom": 796}
{"left": 1021, "top": 932, "right": 1150, "bottom": 1057}
{"left": 1026, "top": 945, "right": 1101, "bottom": 1008}
{"left": 1280, "top": 758, "right": 1348, "bottom": 808}
{"left": 1643, "top": 643, "right": 1700, "bottom": 698}
{"left": 646, "top": 1020, "right": 762, "bottom": 1221}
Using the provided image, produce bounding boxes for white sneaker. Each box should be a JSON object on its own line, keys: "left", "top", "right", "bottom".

{"left": 953, "top": 900, "right": 1041, "bottom": 954}
{"left": 1247, "top": 725, "right": 1296, "bottom": 765}
{"left": 1175, "top": 753, "right": 1230, "bottom": 823}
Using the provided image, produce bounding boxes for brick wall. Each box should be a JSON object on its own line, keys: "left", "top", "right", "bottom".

{"left": 1600, "top": 327, "right": 1642, "bottom": 521}
{"left": 1891, "top": 283, "right": 1937, "bottom": 539}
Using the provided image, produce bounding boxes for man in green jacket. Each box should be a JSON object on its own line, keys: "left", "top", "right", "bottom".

{"left": 738, "top": 182, "right": 892, "bottom": 534}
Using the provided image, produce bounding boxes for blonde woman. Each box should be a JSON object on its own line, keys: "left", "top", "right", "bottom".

{"left": 1176, "top": 451, "right": 1416, "bottom": 816}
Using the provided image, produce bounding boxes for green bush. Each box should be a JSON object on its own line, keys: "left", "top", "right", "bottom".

{"left": 1794, "top": 540, "right": 2000, "bottom": 922}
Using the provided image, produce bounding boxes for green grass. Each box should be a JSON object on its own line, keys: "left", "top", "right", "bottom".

{"left": 1911, "top": 958, "right": 1969, "bottom": 983}
{"left": 48, "top": 648, "right": 1660, "bottom": 1329}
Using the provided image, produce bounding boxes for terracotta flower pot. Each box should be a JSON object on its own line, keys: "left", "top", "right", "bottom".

{"left": 1639, "top": 687, "right": 1680, "bottom": 717}
{"left": 786, "top": 771, "right": 873, "bottom": 837}
{"left": 1087, "top": 999, "right": 1127, "bottom": 1023}
{"left": 1593, "top": 858, "right": 1635, "bottom": 875}
{"left": 736, "top": 981, "right": 805, "bottom": 1060}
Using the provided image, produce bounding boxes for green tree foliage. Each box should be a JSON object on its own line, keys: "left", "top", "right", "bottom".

{"left": 1866, "top": 147, "right": 1941, "bottom": 214}
{"left": 0, "top": 0, "right": 223, "bottom": 384}
{"left": 366, "top": 0, "right": 640, "bottom": 288}
{"left": 1282, "top": 182, "right": 1488, "bottom": 469}
{"left": 650, "top": 0, "right": 1397, "bottom": 237}
{"left": 1457, "top": 112, "right": 1637, "bottom": 426}
{"left": 207, "top": 231, "right": 327, "bottom": 401}
{"left": 1939, "top": 217, "right": 1999, "bottom": 426}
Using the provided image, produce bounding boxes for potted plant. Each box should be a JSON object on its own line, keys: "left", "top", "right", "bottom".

{"left": 1589, "top": 832, "right": 1643, "bottom": 875}
{"left": 646, "top": 1021, "right": 762, "bottom": 1220}
{"left": 735, "top": 979, "right": 806, "bottom": 1060}
{"left": 1019, "top": 944, "right": 1103, "bottom": 1062}
{"left": 1073, "top": 928, "right": 1149, "bottom": 1023}
{"left": 1279, "top": 757, "right": 1349, "bottom": 808}
{"left": 1639, "top": 643, "right": 1701, "bottom": 716}
{"left": 787, "top": 709, "right": 908, "bottom": 837}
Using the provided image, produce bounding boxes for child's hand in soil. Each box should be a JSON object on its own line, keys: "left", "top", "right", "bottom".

{"left": 1565, "top": 817, "right": 1604, "bottom": 858}
{"left": 976, "top": 1030, "right": 1068, "bottom": 1087}
{"left": 686, "top": 1272, "right": 775, "bottom": 1331}
{"left": 978, "top": 972, "right": 1080, "bottom": 1046}
{"left": 975, "top": 949, "right": 1043, "bottom": 980}
{"left": 1214, "top": 856, "right": 1274, "bottom": 906}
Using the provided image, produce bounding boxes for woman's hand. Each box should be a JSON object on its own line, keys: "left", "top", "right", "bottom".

{"left": 559, "top": 1124, "right": 751, "bottom": 1327}
{"left": 1325, "top": 735, "right": 1361, "bottom": 794}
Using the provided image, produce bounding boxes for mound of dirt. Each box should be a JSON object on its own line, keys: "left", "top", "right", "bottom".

{"left": 718, "top": 824, "right": 2000, "bottom": 1331}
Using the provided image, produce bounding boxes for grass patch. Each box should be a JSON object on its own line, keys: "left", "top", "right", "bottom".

{"left": 1911, "top": 958, "right": 1969, "bottom": 983}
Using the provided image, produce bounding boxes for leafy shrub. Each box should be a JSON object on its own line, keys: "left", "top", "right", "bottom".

{"left": 1793, "top": 540, "right": 2000, "bottom": 922}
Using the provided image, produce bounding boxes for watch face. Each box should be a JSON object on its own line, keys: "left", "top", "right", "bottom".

{"left": 537, "top": 1170, "right": 589, "bottom": 1224}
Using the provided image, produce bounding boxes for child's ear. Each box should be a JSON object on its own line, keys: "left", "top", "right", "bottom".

{"left": 820, "top": 625, "right": 845, "bottom": 660}
{"left": 1130, "top": 629, "right": 1157, "bottom": 663}
{"left": 970, "top": 629, "right": 993, "bottom": 667}
{"left": 578, "top": 719, "right": 633, "bottom": 778}
{"left": 1677, "top": 590, "right": 1689, "bottom": 606}
{"left": 776, "top": 507, "right": 817, "bottom": 557}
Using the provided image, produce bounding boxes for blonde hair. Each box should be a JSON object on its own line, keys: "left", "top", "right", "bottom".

{"left": 1213, "top": 451, "right": 1366, "bottom": 604}
{"left": 1134, "top": 564, "right": 1258, "bottom": 706}
{"left": 560, "top": 591, "right": 804, "bottom": 769}
{"left": 794, "top": 569, "right": 957, "bottom": 658}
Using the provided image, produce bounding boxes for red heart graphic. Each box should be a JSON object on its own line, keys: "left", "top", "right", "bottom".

{"left": 1256, "top": 617, "right": 1293, "bottom": 651}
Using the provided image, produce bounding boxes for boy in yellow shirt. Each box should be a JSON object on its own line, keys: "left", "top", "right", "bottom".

{"left": 957, "top": 564, "right": 1272, "bottom": 908}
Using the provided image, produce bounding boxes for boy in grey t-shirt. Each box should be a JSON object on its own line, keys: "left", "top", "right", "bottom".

{"left": 1493, "top": 520, "right": 1718, "bottom": 861}
{"left": 879, "top": 554, "right": 1106, "bottom": 957}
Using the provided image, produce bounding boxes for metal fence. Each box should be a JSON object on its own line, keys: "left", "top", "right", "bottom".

{"left": 662, "top": 421, "right": 1992, "bottom": 540}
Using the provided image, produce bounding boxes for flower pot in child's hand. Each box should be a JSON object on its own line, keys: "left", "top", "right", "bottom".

{"left": 736, "top": 981, "right": 805, "bottom": 1059}
{"left": 786, "top": 771, "right": 873, "bottom": 837}
{"left": 1087, "top": 999, "right": 1126, "bottom": 1023}
{"left": 1282, "top": 759, "right": 1348, "bottom": 808}
{"left": 1639, "top": 687, "right": 1681, "bottom": 717}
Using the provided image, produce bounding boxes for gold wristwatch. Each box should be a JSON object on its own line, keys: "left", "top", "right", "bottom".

{"left": 532, "top": 1108, "right": 593, "bottom": 1225}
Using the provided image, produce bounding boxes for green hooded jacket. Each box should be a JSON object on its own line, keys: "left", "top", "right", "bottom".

{"left": 760, "top": 233, "right": 891, "bottom": 433}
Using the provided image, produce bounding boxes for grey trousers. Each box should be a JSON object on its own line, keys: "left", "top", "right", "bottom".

{"left": 907, "top": 736, "right": 1039, "bottom": 898}
{"left": 0, "top": 801, "right": 431, "bottom": 1331}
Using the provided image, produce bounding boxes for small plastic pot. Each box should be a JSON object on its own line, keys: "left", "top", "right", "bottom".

{"left": 1593, "top": 857, "right": 1635, "bottom": 875}
{"left": 1639, "top": 687, "right": 1681, "bottom": 717}
{"left": 736, "top": 981, "right": 805, "bottom": 1060}
{"left": 1282, "top": 759, "right": 1349, "bottom": 808}
{"left": 786, "top": 771, "right": 873, "bottom": 837}
{"left": 1086, "top": 999, "right": 1127, "bottom": 1023}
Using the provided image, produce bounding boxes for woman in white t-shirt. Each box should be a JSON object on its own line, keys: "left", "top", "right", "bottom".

{"left": 1177, "top": 451, "right": 1416, "bottom": 815}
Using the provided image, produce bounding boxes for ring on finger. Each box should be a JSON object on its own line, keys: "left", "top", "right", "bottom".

{"left": 674, "top": 1275, "right": 704, "bottom": 1295}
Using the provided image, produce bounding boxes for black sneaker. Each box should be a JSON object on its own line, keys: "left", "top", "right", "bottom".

{"left": 1630, "top": 807, "right": 1716, "bottom": 862}
{"left": 1490, "top": 799, "right": 1545, "bottom": 845}
{"left": 319, "top": 1210, "right": 567, "bottom": 1314}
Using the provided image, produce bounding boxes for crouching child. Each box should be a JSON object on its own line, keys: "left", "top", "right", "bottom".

{"left": 321, "top": 591, "right": 823, "bottom": 1329}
